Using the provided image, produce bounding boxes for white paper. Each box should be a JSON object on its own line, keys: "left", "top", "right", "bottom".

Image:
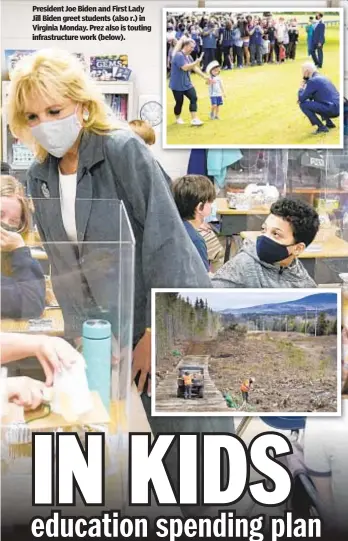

{"left": 51, "top": 358, "right": 92, "bottom": 419}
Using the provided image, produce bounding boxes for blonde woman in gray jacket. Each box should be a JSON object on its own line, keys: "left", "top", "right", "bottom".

{"left": 7, "top": 49, "right": 233, "bottom": 517}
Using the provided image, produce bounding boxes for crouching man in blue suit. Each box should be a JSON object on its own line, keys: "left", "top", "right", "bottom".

{"left": 298, "top": 62, "right": 340, "bottom": 135}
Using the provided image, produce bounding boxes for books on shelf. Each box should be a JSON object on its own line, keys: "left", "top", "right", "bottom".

{"left": 104, "top": 94, "right": 128, "bottom": 121}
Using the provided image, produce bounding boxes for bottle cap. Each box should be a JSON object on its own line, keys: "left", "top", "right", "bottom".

{"left": 82, "top": 319, "right": 111, "bottom": 340}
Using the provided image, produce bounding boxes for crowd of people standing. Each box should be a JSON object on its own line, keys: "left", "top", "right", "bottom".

{"left": 167, "top": 12, "right": 323, "bottom": 73}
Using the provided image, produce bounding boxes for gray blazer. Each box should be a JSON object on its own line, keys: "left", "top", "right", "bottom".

{"left": 28, "top": 129, "right": 211, "bottom": 343}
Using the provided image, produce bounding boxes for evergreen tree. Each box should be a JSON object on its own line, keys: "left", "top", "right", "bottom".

{"left": 329, "top": 318, "right": 337, "bottom": 335}
{"left": 317, "top": 312, "right": 329, "bottom": 336}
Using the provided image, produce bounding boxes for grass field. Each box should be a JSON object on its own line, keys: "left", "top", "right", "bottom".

{"left": 165, "top": 25, "right": 341, "bottom": 147}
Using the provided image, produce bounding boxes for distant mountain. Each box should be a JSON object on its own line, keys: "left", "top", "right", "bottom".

{"left": 218, "top": 293, "right": 338, "bottom": 317}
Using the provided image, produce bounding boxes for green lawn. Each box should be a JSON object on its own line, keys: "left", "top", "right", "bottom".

{"left": 166, "top": 26, "right": 341, "bottom": 147}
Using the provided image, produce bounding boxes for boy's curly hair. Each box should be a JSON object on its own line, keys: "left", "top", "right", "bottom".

{"left": 270, "top": 198, "right": 320, "bottom": 246}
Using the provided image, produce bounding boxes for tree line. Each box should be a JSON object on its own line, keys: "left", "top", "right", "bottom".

{"left": 223, "top": 312, "right": 337, "bottom": 336}
{"left": 155, "top": 294, "right": 222, "bottom": 358}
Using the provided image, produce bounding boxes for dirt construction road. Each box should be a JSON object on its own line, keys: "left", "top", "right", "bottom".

{"left": 156, "top": 330, "right": 338, "bottom": 413}
{"left": 155, "top": 355, "right": 228, "bottom": 413}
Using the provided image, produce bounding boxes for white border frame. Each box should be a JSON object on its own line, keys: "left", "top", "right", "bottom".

{"left": 162, "top": 7, "right": 344, "bottom": 149}
{"left": 151, "top": 287, "right": 342, "bottom": 417}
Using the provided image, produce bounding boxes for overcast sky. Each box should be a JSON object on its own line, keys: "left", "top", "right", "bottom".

{"left": 181, "top": 291, "right": 321, "bottom": 311}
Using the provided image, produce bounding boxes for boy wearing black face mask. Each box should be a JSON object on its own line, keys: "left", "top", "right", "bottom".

{"left": 212, "top": 198, "right": 319, "bottom": 289}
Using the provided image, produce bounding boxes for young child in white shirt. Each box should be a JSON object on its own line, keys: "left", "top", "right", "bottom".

{"left": 262, "top": 35, "right": 270, "bottom": 62}
{"left": 206, "top": 60, "right": 226, "bottom": 120}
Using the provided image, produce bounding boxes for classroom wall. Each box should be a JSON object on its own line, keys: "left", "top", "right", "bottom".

{"left": 1, "top": 0, "right": 199, "bottom": 179}
{"left": 1, "top": 0, "right": 343, "bottom": 178}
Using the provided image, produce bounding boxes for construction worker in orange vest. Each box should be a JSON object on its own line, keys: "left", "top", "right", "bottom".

{"left": 183, "top": 371, "right": 193, "bottom": 399}
{"left": 240, "top": 377, "right": 254, "bottom": 406}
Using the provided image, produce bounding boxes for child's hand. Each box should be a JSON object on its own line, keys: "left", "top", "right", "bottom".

{"left": 7, "top": 377, "right": 46, "bottom": 411}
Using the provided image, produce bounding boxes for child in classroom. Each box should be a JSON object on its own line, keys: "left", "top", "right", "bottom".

{"left": 128, "top": 119, "right": 172, "bottom": 188}
{"left": 206, "top": 60, "right": 226, "bottom": 120}
{"left": 212, "top": 198, "right": 319, "bottom": 289}
{"left": 128, "top": 119, "right": 156, "bottom": 146}
{"left": 172, "top": 174, "right": 217, "bottom": 273}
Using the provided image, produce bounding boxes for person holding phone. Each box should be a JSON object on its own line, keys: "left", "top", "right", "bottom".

{"left": 169, "top": 37, "right": 208, "bottom": 126}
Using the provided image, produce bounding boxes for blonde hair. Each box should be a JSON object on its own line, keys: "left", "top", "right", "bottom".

{"left": 129, "top": 120, "right": 156, "bottom": 145}
{"left": 0, "top": 175, "right": 31, "bottom": 234}
{"left": 7, "top": 48, "right": 122, "bottom": 162}
{"left": 173, "top": 37, "right": 195, "bottom": 57}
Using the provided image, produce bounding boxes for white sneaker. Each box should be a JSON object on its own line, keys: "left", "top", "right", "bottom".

{"left": 191, "top": 118, "right": 204, "bottom": 126}
{"left": 176, "top": 118, "right": 185, "bottom": 124}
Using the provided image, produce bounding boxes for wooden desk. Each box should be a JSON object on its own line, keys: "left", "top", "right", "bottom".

{"left": 30, "top": 247, "right": 48, "bottom": 261}
{"left": 216, "top": 198, "right": 270, "bottom": 262}
{"left": 1, "top": 384, "right": 160, "bottom": 525}
{"left": 26, "top": 230, "right": 43, "bottom": 247}
{"left": 240, "top": 231, "right": 348, "bottom": 278}
{"left": 0, "top": 308, "right": 64, "bottom": 336}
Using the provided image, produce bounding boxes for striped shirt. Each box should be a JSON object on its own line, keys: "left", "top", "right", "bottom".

{"left": 220, "top": 27, "right": 233, "bottom": 46}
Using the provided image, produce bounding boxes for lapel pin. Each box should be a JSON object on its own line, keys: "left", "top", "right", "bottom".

{"left": 41, "top": 182, "right": 50, "bottom": 198}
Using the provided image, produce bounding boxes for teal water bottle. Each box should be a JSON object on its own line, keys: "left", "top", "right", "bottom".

{"left": 82, "top": 319, "right": 112, "bottom": 411}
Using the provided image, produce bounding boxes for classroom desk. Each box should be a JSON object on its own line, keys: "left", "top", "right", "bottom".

{"left": 216, "top": 198, "right": 270, "bottom": 262}
{"left": 240, "top": 231, "right": 348, "bottom": 279}
{"left": 30, "top": 247, "right": 48, "bottom": 261}
{"left": 0, "top": 307, "right": 64, "bottom": 336}
{"left": 1, "top": 385, "right": 159, "bottom": 525}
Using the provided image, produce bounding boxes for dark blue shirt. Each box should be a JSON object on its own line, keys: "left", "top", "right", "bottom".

{"left": 268, "top": 26, "right": 276, "bottom": 42}
{"left": 1, "top": 246, "right": 46, "bottom": 319}
{"left": 220, "top": 27, "right": 233, "bottom": 47}
{"left": 183, "top": 221, "right": 209, "bottom": 271}
{"left": 250, "top": 25, "right": 263, "bottom": 46}
{"left": 298, "top": 72, "right": 339, "bottom": 106}
{"left": 191, "top": 32, "right": 201, "bottom": 51}
{"left": 169, "top": 52, "right": 193, "bottom": 92}
{"left": 312, "top": 20, "right": 325, "bottom": 46}
{"left": 202, "top": 27, "right": 217, "bottom": 49}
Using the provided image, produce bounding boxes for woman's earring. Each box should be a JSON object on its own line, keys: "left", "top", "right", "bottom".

{"left": 82, "top": 109, "right": 90, "bottom": 122}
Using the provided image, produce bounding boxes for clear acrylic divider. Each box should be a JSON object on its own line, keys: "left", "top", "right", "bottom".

{"left": 1, "top": 198, "right": 135, "bottom": 513}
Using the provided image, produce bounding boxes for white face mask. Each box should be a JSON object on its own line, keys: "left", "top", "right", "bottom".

{"left": 30, "top": 106, "right": 82, "bottom": 158}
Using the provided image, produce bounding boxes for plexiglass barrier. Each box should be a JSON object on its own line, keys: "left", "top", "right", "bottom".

{"left": 218, "top": 147, "right": 348, "bottom": 285}
{"left": 1, "top": 198, "right": 135, "bottom": 516}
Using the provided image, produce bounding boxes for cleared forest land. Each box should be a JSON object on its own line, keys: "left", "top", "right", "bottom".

{"left": 155, "top": 329, "right": 338, "bottom": 413}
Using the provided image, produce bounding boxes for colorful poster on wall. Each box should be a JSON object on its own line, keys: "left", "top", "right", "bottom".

{"left": 89, "top": 55, "right": 129, "bottom": 81}
{"left": 73, "top": 52, "right": 87, "bottom": 71}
